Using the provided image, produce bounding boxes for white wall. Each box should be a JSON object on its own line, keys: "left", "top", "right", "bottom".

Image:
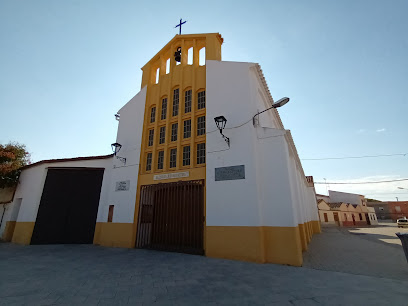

{"left": 329, "top": 190, "right": 364, "bottom": 205}
{"left": 11, "top": 158, "right": 112, "bottom": 224}
{"left": 96, "top": 87, "right": 146, "bottom": 224}
{"left": 206, "top": 61, "right": 319, "bottom": 228}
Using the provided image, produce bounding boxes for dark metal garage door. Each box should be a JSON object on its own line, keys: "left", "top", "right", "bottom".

{"left": 135, "top": 180, "right": 204, "bottom": 255}
{"left": 31, "top": 168, "right": 104, "bottom": 244}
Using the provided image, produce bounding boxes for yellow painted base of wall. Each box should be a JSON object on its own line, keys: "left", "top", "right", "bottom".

{"left": 93, "top": 222, "right": 134, "bottom": 248}
{"left": 206, "top": 226, "right": 304, "bottom": 267}
{"left": 311, "top": 220, "right": 321, "bottom": 234}
{"left": 11, "top": 222, "right": 35, "bottom": 245}
{"left": 2, "top": 221, "right": 16, "bottom": 242}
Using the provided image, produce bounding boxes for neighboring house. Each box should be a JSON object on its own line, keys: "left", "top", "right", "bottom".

{"left": 1, "top": 32, "right": 320, "bottom": 267}
{"left": 317, "top": 191, "right": 378, "bottom": 227}
{"left": 367, "top": 202, "right": 391, "bottom": 220}
{"left": 387, "top": 201, "right": 408, "bottom": 221}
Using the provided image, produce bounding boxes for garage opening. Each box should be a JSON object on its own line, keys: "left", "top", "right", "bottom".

{"left": 31, "top": 168, "right": 104, "bottom": 244}
{"left": 136, "top": 180, "right": 204, "bottom": 255}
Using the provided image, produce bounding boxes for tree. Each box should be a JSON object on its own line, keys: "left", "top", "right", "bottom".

{"left": 0, "top": 142, "right": 31, "bottom": 188}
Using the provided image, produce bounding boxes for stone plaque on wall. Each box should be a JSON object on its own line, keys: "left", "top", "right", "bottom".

{"left": 115, "top": 180, "right": 130, "bottom": 191}
{"left": 153, "top": 171, "right": 190, "bottom": 181}
{"left": 215, "top": 165, "right": 245, "bottom": 181}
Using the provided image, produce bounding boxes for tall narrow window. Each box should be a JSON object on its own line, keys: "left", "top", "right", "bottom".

{"left": 183, "top": 146, "right": 190, "bottom": 166}
{"left": 199, "top": 48, "right": 205, "bottom": 66}
{"left": 146, "top": 153, "right": 152, "bottom": 171}
{"left": 197, "top": 143, "right": 205, "bottom": 164}
{"left": 148, "top": 129, "right": 154, "bottom": 146}
{"left": 187, "top": 47, "right": 193, "bottom": 65}
{"left": 161, "top": 98, "right": 167, "bottom": 120}
{"left": 170, "top": 148, "right": 177, "bottom": 168}
{"left": 166, "top": 58, "right": 170, "bottom": 74}
{"left": 159, "top": 126, "right": 166, "bottom": 144}
{"left": 108, "top": 205, "right": 114, "bottom": 222}
{"left": 157, "top": 151, "right": 164, "bottom": 170}
{"left": 197, "top": 91, "right": 205, "bottom": 109}
{"left": 197, "top": 116, "right": 205, "bottom": 136}
{"left": 183, "top": 119, "right": 191, "bottom": 138}
{"left": 323, "top": 213, "right": 328, "bottom": 222}
{"left": 184, "top": 89, "right": 192, "bottom": 113}
{"left": 172, "top": 88, "right": 179, "bottom": 116}
{"left": 155, "top": 68, "right": 160, "bottom": 84}
{"left": 171, "top": 123, "right": 178, "bottom": 141}
{"left": 150, "top": 107, "right": 156, "bottom": 123}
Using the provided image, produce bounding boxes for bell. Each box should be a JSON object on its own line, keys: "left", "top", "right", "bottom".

{"left": 174, "top": 47, "right": 181, "bottom": 62}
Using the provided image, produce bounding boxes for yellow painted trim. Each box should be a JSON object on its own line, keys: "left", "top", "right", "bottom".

{"left": 93, "top": 222, "right": 134, "bottom": 248}
{"left": 206, "top": 226, "right": 303, "bottom": 266}
{"left": 11, "top": 222, "right": 35, "bottom": 245}
{"left": 2, "top": 221, "right": 16, "bottom": 242}
{"left": 311, "top": 220, "right": 321, "bottom": 234}
{"left": 298, "top": 223, "right": 308, "bottom": 251}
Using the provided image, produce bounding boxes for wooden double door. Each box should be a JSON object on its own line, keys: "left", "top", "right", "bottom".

{"left": 136, "top": 180, "right": 204, "bottom": 255}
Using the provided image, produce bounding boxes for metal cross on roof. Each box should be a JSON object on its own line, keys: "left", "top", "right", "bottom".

{"left": 175, "top": 18, "right": 187, "bottom": 35}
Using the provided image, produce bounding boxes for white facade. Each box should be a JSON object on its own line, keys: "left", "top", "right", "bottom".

{"left": 96, "top": 87, "right": 146, "bottom": 224}
{"left": 329, "top": 190, "right": 366, "bottom": 206}
{"left": 206, "top": 60, "right": 319, "bottom": 229}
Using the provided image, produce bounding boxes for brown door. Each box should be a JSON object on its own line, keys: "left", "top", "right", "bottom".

{"left": 333, "top": 212, "right": 340, "bottom": 226}
{"left": 365, "top": 213, "right": 371, "bottom": 225}
{"left": 135, "top": 180, "right": 204, "bottom": 255}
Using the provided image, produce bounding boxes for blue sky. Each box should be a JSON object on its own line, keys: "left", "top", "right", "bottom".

{"left": 1, "top": 0, "right": 407, "bottom": 200}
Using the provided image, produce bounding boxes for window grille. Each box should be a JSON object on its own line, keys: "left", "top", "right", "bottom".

{"left": 171, "top": 123, "right": 178, "bottom": 141}
{"left": 197, "top": 91, "right": 205, "bottom": 109}
{"left": 148, "top": 129, "right": 154, "bottom": 146}
{"left": 170, "top": 148, "right": 177, "bottom": 168}
{"left": 157, "top": 151, "right": 164, "bottom": 170}
{"left": 146, "top": 153, "right": 152, "bottom": 171}
{"left": 183, "top": 146, "right": 190, "bottom": 166}
{"left": 150, "top": 107, "right": 156, "bottom": 123}
{"left": 197, "top": 116, "right": 205, "bottom": 136}
{"left": 183, "top": 119, "right": 191, "bottom": 138}
{"left": 185, "top": 90, "right": 192, "bottom": 113}
{"left": 161, "top": 98, "right": 167, "bottom": 120}
{"left": 172, "top": 89, "right": 179, "bottom": 116}
{"left": 197, "top": 143, "right": 205, "bottom": 164}
{"left": 159, "top": 126, "right": 166, "bottom": 144}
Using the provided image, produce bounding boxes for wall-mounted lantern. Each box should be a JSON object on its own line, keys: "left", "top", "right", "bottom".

{"left": 214, "top": 116, "right": 230, "bottom": 147}
{"left": 114, "top": 113, "right": 120, "bottom": 121}
{"left": 111, "top": 142, "right": 126, "bottom": 164}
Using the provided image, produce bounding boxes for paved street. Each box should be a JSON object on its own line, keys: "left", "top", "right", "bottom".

{"left": 1, "top": 236, "right": 407, "bottom": 306}
{"left": 303, "top": 222, "right": 408, "bottom": 281}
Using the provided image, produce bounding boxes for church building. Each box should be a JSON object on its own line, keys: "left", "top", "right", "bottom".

{"left": 3, "top": 33, "right": 320, "bottom": 266}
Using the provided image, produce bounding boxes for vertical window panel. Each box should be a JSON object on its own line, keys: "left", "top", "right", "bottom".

{"left": 183, "top": 146, "right": 190, "bottom": 166}
{"left": 159, "top": 126, "right": 166, "bottom": 144}
{"left": 170, "top": 148, "right": 177, "bottom": 168}
{"left": 183, "top": 119, "right": 191, "bottom": 138}
{"left": 146, "top": 153, "right": 152, "bottom": 171}
{"left": 157, "top": 151, "right": 164, "bottom": 170}
{"left": 148, "top": 129, "right": 154, "bottom": 146}
{"left": 150, "top": 107, "right": 156, "bottom": 123}
{"left": 184, "top": 90, "right": 192, "bottom": 113}
{"left": 197, "top": 116, "right": 205, "bottom": 136}
{"left": 172, "top": 88, "right": 179, "bottom": 116}
{"left": 171, "top": 123, "right": 178, "bottom": 141}
{"left": 197, "top": 143, "right": 205, "bottom": 164}
{"left": 161, "top": 98, "right": 167, "bottom": 120}
{"left": 197, "top": 91, "right": 205, "bottom": 109}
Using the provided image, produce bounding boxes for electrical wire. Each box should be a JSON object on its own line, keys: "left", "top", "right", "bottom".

{"left": 315, "top": 178, "right": 408, "bottom": 185}
{"left": 302, "top": 153, "right": 407, "bottom": 161}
